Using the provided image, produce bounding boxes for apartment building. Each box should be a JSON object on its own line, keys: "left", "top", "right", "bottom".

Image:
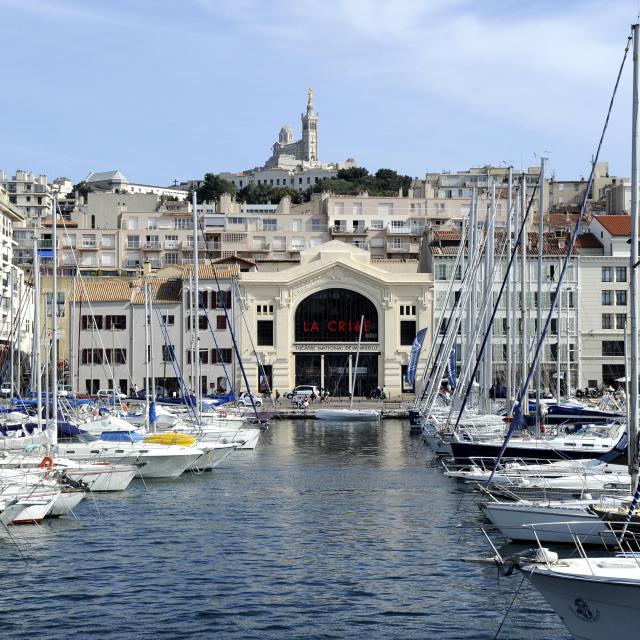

{"left": 0, "top": 169, "right": 52, "bottom": 222}
{"left": 69, "top": 266, "right": 239, "bottom": 395}
{"left": 425, "top": 229, "right": 581, "bottom": 396}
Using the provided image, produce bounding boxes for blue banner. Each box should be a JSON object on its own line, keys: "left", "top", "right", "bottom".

{"left": 406, "top": 328, "right": 428, "bottom": 386}
{"left": 447, "top": 345, "right": 457, "bottom": 390}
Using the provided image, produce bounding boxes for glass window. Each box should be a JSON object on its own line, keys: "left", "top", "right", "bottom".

{"left": 616, "top": 313, "right": 627, "bottom": 329}
{"left": 602, "top": 313, "right": 612, "bottom": 329}
{"left": 257, "top": 320, "right": 274, "bottom": 346}
{"left": 400, "top": 320, "right": 417, "bottom": 346}
{"left": 602, "top": 341, "right": 624, "bottom": 357}
{"left": 602, "top": 290, "right": 612, "bottom": 305}
{"left": 105, "top": 315, "right": 126, "bottom": 330}
{"left": 216, "top": 315, "right": 226, "bottom": 330}
{"left": 616, "top": 290, "right": 627, "bottom": 306}
{"left": 294, "top": 288, "right": 378, "bottom": 342}
{"left": 601, "top": 266, "right": 612, "bottom": 282}
{"left": 616, "top": 266, "right": 627, "bottom": 282}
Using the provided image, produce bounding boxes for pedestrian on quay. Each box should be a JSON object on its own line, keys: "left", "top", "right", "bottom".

{"left": 275, "top": 389, "right": 281, "bottom": 405}
{"left": 310, "top": 391, "right": 317, "bottom": 403}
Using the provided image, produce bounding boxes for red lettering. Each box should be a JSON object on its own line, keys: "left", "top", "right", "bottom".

{"left": 303, "top": 321, "right": 309, "bottom": 332}
{"left": 328, "top": 320, "right": 337, "bottom": 332}
{"left": 338, "top": 321, "right": 346, "bottom": 332}
{"left": 311, "top": 321, "right": 319, "bottom": 332}
{"left": 364, "top": 320, "right": 371, "bottom": 332}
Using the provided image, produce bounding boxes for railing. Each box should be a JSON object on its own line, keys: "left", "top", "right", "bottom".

{"left": 331, "top": 226, "right": 368, "bottom": 234}
{"left": 252, "top": 243, "right": 271, "bottom": 252}
{"left": 127, "top": 243, "right": 141, "bottom": 250}
{"left": 81, "top": 241, "right": 98, "bottom": 249}
{"left": 386, "top": 225, "right": 425, "bottom": 235}
{"left": 386, "top": 242, "right": 420, "bottom": 253}
{"left": 142, "top": 242, "right": 162, "bottom": 250}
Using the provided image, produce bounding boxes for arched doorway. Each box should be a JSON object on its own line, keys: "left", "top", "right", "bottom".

{"left": 294, "top": 288, "right": 379, "bottom": 397}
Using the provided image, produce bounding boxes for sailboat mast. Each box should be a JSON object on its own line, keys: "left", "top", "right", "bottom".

{"left": 192, "top": 191, "right": 200, "bottom": 420}
{"left": 629, "top": 22, "right": 639, "bottom": 488}
{"left": 33, "top": 236, "right": 42, "bottom": 434}
{"left": 50, "top": 196, "right": 58, "bottom": 450}
{"left": 520, "top": 175, "right": 529, "bottom": 415}
{"left": 506, "top": 168, "right": 513, "bottom": 407}
{"left": 535, "top": 157, "right": 546, "bottom": 435}
{"left": 350, "top": 315, "right": 365, "bottom": 409}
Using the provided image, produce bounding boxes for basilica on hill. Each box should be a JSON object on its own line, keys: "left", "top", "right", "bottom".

{"left": 264, "top": 88, "right": 320, "bottom": 169}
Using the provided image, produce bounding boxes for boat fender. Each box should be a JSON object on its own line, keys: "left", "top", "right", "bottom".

{"left": 122, "top": 403, "right": 129, "bottom": 412}
{"left": 219, "top": 411, "right": 227, "bottom": 418}
{"left": 39, "top": 456, "right": 54, "bottom": 469}
{"left": 92, "top": 408, "right": 99, "bottom": 417}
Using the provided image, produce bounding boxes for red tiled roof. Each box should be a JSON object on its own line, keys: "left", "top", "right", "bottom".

{"left": 575, "top": 233, "right": 603, "bottom": 249}
{"left": 594, "top": 215, "right": 631, "bottom": 236}
{"left": 431, "top": 230, "right": 462, "bottom": 241}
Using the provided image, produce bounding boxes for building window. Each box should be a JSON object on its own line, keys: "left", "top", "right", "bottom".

{"left": 602, "top": 290, "right": 612, "bottom": 306}
{"left": 257, "top": 320, "right": 274, "bottom": 346}
{"left": 162, "top": 345, "right": 175, "bottom": 362}
{"left": 616, "top": 290, "right": 627, "bottom": 306}
{"left": 601, "top": 266, "right": 612, "bottom": 282}
{"left": 216, "top": 315, "right": 227, "bottom": 330}
{"left": 263, "top": 219, "right": 277, "bottom": 231}
{"left": 436, "top": 264, "right": 447, "bottom": 280}
{"left": 616, "top": 266, "right": 627, "bottom": 282}
{"left": 616, "top": 313, "right": 627, "bottom": 329}
{"left": 602, "top": 313, "right": 612, "bottom": 329}
{"left": 400, "top": 320, "right": 417, "bottom": 346}
{"left": 212, "top": 290, "right": 232, "bottom": 309}
{"left": 602, "top": 340, "right": 625, "bottom": 357}
{"left": 105, "top": 315, "right": 126, "bottom": 330}
{"left": 161, "top": 314, "right": 174, "bottom": 326}
{"left": 81, "top": 315, "right": 103, "bottom": 330}
{"left": 211, "top": 348, "right": 232, "bottom": 364}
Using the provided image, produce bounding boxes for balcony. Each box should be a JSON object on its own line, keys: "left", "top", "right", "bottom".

{"left": 142, "top": 242, "right": 162, "bottom": 251}
{"left": 331, "top": 225, "right": 368, "bottom": 235}
{"left": 386, "top": 225, "right": 425, "bottom": 235}
{"left": 289, "top": 244, "right": 305, "bottom": 253}
{"left": 127, "top": 243, "right": 141, "bottom": 250}
{"left": 181, "top": 240, "right": 207, "bottom": 251}
{"left": 81, "top": 240, "right": 98, "bottom": 250}
{"left": 61, "top": 238, "right": 76, "bottom": 248}
{"left": 386, "top": 242, "right": 420, "bottom": 253}
{"left": 251, "top": 243, "right": 271, "bottom": 252}
{"left": 164, "top": 240, "right": 180, "bottom": 249}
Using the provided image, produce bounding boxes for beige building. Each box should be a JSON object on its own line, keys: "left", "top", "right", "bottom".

{"left": 238, "top": 241, "right": 432, "bottom": 399}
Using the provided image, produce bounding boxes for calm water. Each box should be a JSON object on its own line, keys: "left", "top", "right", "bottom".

{"left": 1, "top": 419, "right": 569, "bottom": 639}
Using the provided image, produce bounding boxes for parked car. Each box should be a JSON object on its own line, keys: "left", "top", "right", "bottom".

{"left": 130, "top": 387, "right": 169, "bottom": 399}
{"left": 284, "top": 385, "right": 321, "bottom": 399}
{"left": 57, "top": 385, "right": 73, "bottom": 397}
{"left": 0, "top": 381, "right": 11, "bottom": 398}
{"left": 237, "top": 392, "right": 263, "bottom": 407}
{"left": 97, "top": 389, "right": 127, "bottom": 401}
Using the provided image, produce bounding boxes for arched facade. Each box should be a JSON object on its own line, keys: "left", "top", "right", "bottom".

{"left": 238, "top": 241, "right": 433, "bottom": 400}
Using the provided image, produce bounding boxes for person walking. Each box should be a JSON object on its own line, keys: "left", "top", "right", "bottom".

{"left": 275, "top": 389, "right": 281, "bottom": 405}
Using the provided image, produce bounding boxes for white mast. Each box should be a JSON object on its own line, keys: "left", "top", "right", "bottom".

{"left": 192, "top": 191, "right": 200, "bottom": 420}
{"left": 50, "top": 196, "right": 58, "bottom": 449}
{"left": 149, "top": 281, "right": 157, "bottom": 432}
{"left": 535, "top": 157, "right": 546, "bottom": 435}
{"left": 629, "top": 22, "right": 639, "bottom": 488}
{"left": 520, "top": 175, "right": 529, "bottom": 414}
{"left": 33, "top": 236, "right": 42, "bottom": 435}
{"left": 144, "top": 281, "right": 151, "bottom": 431}
{"left": 349, "top": 315, "right": 365, "bottom": 409}
{"left": 505, "top": 168, "right": 513, "bottom": 407}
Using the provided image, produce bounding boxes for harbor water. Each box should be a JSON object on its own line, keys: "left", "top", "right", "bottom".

{"left": 1, "top": 419, "right": 569, "bottom": 639}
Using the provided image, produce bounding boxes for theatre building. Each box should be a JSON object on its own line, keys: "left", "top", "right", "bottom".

{"left": 238, "top": 241, "right": 432, "bottom": 399}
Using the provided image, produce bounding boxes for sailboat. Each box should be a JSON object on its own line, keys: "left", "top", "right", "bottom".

{"left": 316, "top": 315, "right": 380, "bottom": 422}
{"left": 486, "top": 25, "right": 640, "bottom": 640}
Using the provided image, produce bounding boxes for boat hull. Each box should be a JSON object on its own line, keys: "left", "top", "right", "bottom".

{"left": 527, "top": 567, "right": 640, "bottom": 640}
{"left": 315, "top": 409, "right": 380, "bottom": 422}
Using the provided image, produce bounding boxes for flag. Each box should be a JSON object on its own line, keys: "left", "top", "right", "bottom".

{"left": 447, "top": 345, "right": 457, "bottom": 390}
{"left": 405, "top": 328, "right": 428, "bottom": 386}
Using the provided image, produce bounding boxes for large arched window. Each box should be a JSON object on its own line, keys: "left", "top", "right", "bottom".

{"left": 295, "top": 288, "right": 378, "bottom": 342}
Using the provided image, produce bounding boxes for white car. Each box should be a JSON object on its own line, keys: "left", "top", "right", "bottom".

{"left": 0, "top": 382, "right": 11, "bottom": 398}
{"left": 237, "top": 392, "right": 263, "bottom": 407}
{"left": 97, "top": 389, "right": 127, "bottom": 401}
{"left": 284, "top": 385, "right": 321, "bottom": 399}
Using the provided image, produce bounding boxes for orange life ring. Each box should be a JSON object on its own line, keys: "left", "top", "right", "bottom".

{"left": 39, "top": 456, "right": 54, "bottom": 469}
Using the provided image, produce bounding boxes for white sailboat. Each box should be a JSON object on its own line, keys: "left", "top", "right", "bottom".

{"left": 315, "top": 315, "right": 380, "bottom": 422}
{"left": 496, "top": 25, "right": 640, "bottom": 640}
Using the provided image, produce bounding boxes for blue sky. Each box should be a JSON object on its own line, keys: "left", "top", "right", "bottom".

{"left": 1, "top": 0, "right": 639, "bottom": 185}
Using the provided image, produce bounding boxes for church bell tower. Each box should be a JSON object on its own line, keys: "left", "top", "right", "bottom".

{"left": 301, "top": 88, "right": 318, "bottom": 163}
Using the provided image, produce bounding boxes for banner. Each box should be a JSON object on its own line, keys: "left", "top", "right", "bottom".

{"left": 447, "top": 344, "right": 457, "bottom": 390}
{"left": 405, "top": 328, "right": 428, "bottom": 386}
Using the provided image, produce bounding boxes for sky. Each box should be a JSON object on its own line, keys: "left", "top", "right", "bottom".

{"left": 1, "top": 0, "right": 640, "bottom": 186}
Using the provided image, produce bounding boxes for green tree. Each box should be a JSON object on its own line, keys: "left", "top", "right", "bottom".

{"left": 196, "top": 173, "right": 237, "bottom": 202}
{"left": 72, "top": 181, "right": 92, "bottom": 199}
